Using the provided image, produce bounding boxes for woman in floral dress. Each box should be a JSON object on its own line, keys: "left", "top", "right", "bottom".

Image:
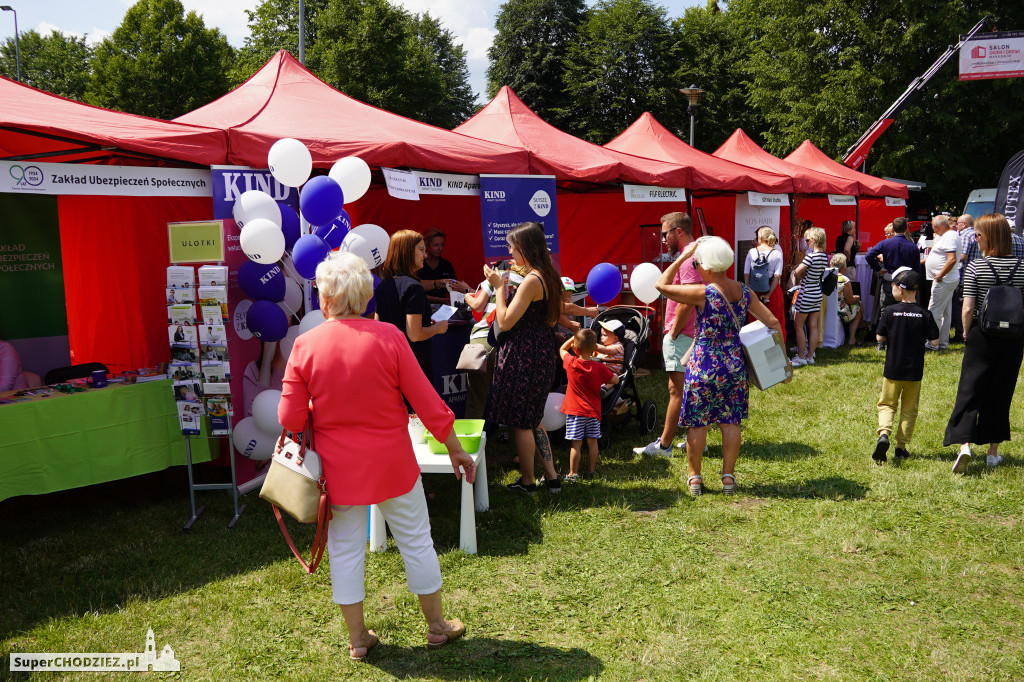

{"left": 485, "top": 223, "right": 564, "bottom": 493}
{"left": 657, "top": 236, "right": 786, "bottom": 497}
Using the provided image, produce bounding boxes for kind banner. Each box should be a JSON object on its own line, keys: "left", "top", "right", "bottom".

{"left": 479, "top": 175, "right": 559, "bottom": 259}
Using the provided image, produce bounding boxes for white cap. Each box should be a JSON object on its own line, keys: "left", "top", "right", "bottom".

{"left": 598, "top": 320, "right": 625, "bottom": 335}
{"left": 561, "top": 276, "right": 575, "bottom": 291}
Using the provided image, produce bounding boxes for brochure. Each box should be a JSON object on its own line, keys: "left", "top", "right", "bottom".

{"left": 176, "top": 402, "right": 202, "bottom": 436}
{"left": 203, "top": 381, "right": 231, "bottom": 396}
{"left": 172, "top": 380, "right": 204, "bottom": 404}
{"left": 200, "top": 304, "right": 227, "bottom": 325}
{"left": 168, "top": 305, "right": 196, "bottom": 325}
{"left": 169, "top": 362, "right": 202, "bottom": 382}
{"left": 206, "top": 397, "right": 232, "bottom": 435}
{"left": 197, "top": 286, "right": 229, "bottom": 322}
{"left": 168, "top": 324, "right": 197, "bottom": 348}
{"left": 198, "top": 265, "right": 228, "bottom": 287}
{"left": 199, "top": 324, "right": 227, "bottom": 346}
{"left": 170, "top": 347, "right": 197, "bottom": 363}
{"left": 166, "top": 266, "right": 195, "bottom": 288}
{"left": 431, "top": 304, "right": 457, "bottom": 323}
{"left": 201, "top": 361, "right": 229, "bottom": 383}
{"left": 166, "top": 287, "right": 195, "bottom": 305}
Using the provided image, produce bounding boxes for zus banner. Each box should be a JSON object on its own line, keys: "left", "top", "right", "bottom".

{"left": 479, "top": 175, "right": 559, "bottom": 258}
{"left": 994, "top": 149, "right": 1024, "bottom": 232}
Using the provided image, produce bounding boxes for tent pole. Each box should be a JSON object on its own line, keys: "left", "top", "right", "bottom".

{"left": 298, "top": 0, "right": 305, "bottom": 64}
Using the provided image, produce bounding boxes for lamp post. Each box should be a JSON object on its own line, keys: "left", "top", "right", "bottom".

{"left": 679, "top": 84, "right": 706, "bottom": 147}
{"left": 0, "top": 5, "right": 19, "bottom": 83}
{"left": 297, "top": 0, "right": 304, "bottom": 64}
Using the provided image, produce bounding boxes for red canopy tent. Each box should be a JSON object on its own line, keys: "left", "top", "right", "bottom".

{"left": 0, "top": 75, "right": 227, "bottom": 167}
{"left": 784, "top": 140, "right": 908, "bottom": 199}
{"left": 604, "top": 113, "right": 793, "bottom": 194}
{"left": 453, "top": 87, "right": 695, "bottom": 280}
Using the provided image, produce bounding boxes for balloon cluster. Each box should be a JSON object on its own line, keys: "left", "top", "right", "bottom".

{"left": 233, "top": 140, "right": 385, "bottom": 458}
{"left": 582, "top": 262, "right": 662, "bottom": 306}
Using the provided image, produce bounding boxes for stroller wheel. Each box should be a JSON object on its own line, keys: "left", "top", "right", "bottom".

{"left": 641, "top": 400, "right": 658, "bottom": 434}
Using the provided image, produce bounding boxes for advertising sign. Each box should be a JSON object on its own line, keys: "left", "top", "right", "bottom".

{"left": 168, "top": 221, "right": 226, "bottom": 263}
{"left": 382, "top": 167, "right": 420, "bottom": 200}
{"left": 0, "top": 160, "right": 212, "bottom": 197}
{"left": 747, "top": 191, "right": 790, "bottom": 207}
{"left": 479, "top": 175, "right": 558, "bottom": 258}
{"left": 415, "top": 171, "right": 480, "bottom": 196}
{"left": 828, "top": 194, "right": 857, "bottom": 206}
{"left": 623, "top": 184, "right": 686, "bottom": 202}
{"left": 959, "top": 31, "right": 1024, "bottom": 81}
{"left": 735, "top": 194, "right": 781, "bottom": 278}
{"left": 994, "top": 149, "right": 1024, "bottom": 231}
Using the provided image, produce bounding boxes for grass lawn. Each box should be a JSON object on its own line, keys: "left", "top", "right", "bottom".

{"left": 2, "top": 344, "right": 1023, "bottom": 681}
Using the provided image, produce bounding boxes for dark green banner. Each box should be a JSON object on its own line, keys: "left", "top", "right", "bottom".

{"left": 0, "top": 194, "right": 67, "bottom": 339}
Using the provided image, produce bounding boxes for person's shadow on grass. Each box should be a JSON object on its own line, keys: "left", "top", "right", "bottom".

{"left": 365, "top": 637, "right": 602, "bottom": 680}
{"left": 745, "top": 476, "right": 870, "bottom": 500}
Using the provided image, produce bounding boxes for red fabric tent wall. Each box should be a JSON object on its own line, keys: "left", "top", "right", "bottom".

{"left": 859, "top": 198, "right": 906, "bottom": 247}
{"left": 59, "top": 196, "right": 213, "bottom": 374}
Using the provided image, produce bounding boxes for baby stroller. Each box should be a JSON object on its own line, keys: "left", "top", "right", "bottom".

{"left": 590, "top": 306, "right": 658, "bottom": 450}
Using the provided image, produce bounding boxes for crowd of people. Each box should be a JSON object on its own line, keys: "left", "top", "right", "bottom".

{"left": 270, "top": 212, "right": 1022, "bottom": 660}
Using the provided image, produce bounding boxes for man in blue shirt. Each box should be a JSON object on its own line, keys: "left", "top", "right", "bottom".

{"left": 866, "top": 218, "right": 922, "bottom": 350}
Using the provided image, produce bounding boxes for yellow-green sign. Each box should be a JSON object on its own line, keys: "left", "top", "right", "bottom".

{"left": 168, "top": 221, "right": 225, "bottom": 263}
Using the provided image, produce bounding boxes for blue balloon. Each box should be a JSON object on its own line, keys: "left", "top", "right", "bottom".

{"left": 238, "top": 261, "right": 286, "bottom": 302}
{"left": 364, "top": 274, "right": 381, "bottom": 317}
{"left": 278, "top": 203, "right": 301, "bottom": 250}
{"left": 586, "top": 262, "right": 622, "bottom": 305}
{"left": 246, "top": 299, "right": 289, "bottom": 341}
{"left": 292, "top": 234, "right": 331, "bottom": 280}
{"left": 299, "top": 176, "right": 344, "bottom": 227}
{"left": 314, "top": 211, "right": 350, "bottom": 249}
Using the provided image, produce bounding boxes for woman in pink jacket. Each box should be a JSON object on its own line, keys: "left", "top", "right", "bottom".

{"left": 278, "top": 251, "right": 475, "bottom": 660}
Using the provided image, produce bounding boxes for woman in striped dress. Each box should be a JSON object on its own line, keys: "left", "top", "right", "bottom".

{"left": 946, "top": 214, "right": 1024, "bottom": 473}
{"left": 791, "top": 227, "right": 828, "bottom": 366}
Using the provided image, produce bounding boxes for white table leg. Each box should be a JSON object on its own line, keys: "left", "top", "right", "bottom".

{"left": 459, "top": 473, "right": 477, "bottom": 554}
{"left": 474, "top": 448, "right": 489, "bottom": 512}
{"left": 368, "top": 504, "right": 387, "bottom": 552}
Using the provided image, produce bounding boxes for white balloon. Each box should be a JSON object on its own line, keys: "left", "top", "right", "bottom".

{"left": 541, "top": 392, "right": 566, "bottom": 432}
{"left": 630, "top": 262, "right": 663, "bottom": 305}
{"left": 252, "top": 389, "right": 283, "bottom": 435}
{"left": 240, "top": 218, "right": 286, "bottom": 264}
{"left": 328, "top": 157, "right": 372, "bottom": 203}
{"left": 279, "top": 325, "right": 301, "bottom": 362}
{"left": 340, "top": 223, "right": 390, "bottom": 268}
{"left": 233, "top": 190, "right": 282, "bottom": 228}
{"left": 283, "top": 276, "right": 302, "bottom": 312}
{"left": 232, "top": 416, "right": 277, "bottom": 460}
{"left": 268, "top": 138, "right": 312, "bottom": 188}
{"left": 298, "top": 308, "right": 326, "bottom": 336}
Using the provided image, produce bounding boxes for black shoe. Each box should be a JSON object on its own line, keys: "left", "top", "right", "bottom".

{"left": 894, "top": 447, "right": 909, "bottom": 461}
{"left": 582, "top": 471, "right": 596, "bottom": 480}
{"left": 876, "top": 342, "right": 887, "bottom": 352}
{"left": 544, "top": 477, "right": 562, "bottom": 494}
{"left": 873, "top": 434, "right": 890, "bottom": 464}
{"left": 506, "top": 477, "right": 536, "bottom": 494}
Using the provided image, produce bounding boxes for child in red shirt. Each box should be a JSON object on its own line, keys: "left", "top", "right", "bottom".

{"left": 559, "top": 329, "right": 619, "bottom": 481}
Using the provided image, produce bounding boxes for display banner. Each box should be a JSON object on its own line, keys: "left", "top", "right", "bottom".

{"left": 210, "top": 166, "right": 301, "bottom": 490}
{"left": 747, "top": 191, "right": 790, "bottom": 207}
{"left": 994, "top": 149, "right": 1024, "bottom": 231}
{"left": 623, "top": 184, "right": 686, "bottom": 202}
{"left": 415, "top": 171, "right": 480, "bottom": 196}
{"left": 959, "top": 31, "right": 1024, "bottom": 81}
{"left": 382, "top": 167, "right": 420, "bottom": 200}
{"left": 885, "top": 197, "right": 908, "bottom": 207}
{"left": 168, "top": 221, "right": 226, "bottom": 263}
{"left": 828, "top": 194, "right": 857, "bottom": 206}
{"left": 0, "top": 160, "right": 211, "bottom": 197}
{"left": 479, "top": 175, "right": 558, "bottom": 258}
{"left": 735, "top": 194, "right": 781, "bottom": 278}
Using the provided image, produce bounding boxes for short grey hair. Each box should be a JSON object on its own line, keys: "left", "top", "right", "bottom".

{"left": 932, "top": 215, "right": 950, "bottom": 230}
{"left": 316, "top": 251, "right": 373, "bottom": 318}
{"left": 694, "top": 236, "right": 734, "bottom": 273}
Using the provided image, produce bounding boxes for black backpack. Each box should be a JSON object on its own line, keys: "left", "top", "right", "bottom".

{"left": 979, "top": 257, "right": 1024, "bottom": 338}
{"left": 749, "top": 250, "right": 772, "bottom": 294}
{"left": 820, "top": 267, "right": 838, "bottom": 296}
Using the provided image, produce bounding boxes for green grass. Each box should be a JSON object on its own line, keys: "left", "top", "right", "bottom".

{"left": 2, "top": 345, "right": 1023, "bottom": 681}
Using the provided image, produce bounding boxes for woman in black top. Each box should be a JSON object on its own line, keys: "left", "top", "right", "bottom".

{"left": 375, "top": 230, "right": 448, "bottom": 379}
{"left": 416, "top": 228, "right": 470, "bottom": 304}
{"left": 834, "top": 220, "right": 858, "bottom": 272}
{"left": 946, "top": 214, "right": 1024, "bottom": 473}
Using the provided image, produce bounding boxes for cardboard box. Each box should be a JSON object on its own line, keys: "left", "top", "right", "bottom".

{"left": 739, "top": 321, "right": 792, "bottom": 390}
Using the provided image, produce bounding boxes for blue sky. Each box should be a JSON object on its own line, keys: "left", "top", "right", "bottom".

{"left": 1, "top": 0, "right": 705, "bottom": 102}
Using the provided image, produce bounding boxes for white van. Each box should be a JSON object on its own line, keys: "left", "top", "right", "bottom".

{"left": 963, "top": 188, "right": 996, "bottom": 218}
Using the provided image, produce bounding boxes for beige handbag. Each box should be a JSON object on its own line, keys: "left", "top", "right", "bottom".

{"left": 259, "top": 427, "right": 331, "bottom": 573}
{"left": 455, "top": 342, "right": 490, "bottom": 373}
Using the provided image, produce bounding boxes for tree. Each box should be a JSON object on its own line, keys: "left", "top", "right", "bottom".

{"left": 230, "top": 0, "right": 330, "bottom": 86}
{"left": 407, "top": 13, "right": 476, "bottom": 127}
{"left": 559, "top": 0, "right": 673, "bottom": 143}
{"left": 85, "top": 0, "right": 234, "bottom": 120}
{"left": 0, "top": 29, "right": 92, "bottom": 101}
{"left": 486, "top": 0, "right": 586, "bottom": 131}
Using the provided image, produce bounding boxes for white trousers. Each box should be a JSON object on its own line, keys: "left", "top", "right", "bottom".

{"left": 328, "top": 477, "right": 442, "bottom": 605}
{"left": 928, "top": 278, "right": 957, "bottom": 348}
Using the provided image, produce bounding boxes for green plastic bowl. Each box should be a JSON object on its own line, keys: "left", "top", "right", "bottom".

{"left": 424, "top": 419, "right": 485, "bottom": 454}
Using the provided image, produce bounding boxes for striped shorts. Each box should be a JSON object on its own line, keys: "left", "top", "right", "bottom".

{"left": 565, "top": 415, "right": 602, "bottom": 440}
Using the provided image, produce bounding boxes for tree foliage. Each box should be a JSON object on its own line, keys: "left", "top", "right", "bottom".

{"left": 559, "top": 0, "right": 673, "bottom": 143}
{"left": 486, "top": 0, "right": 586, "bottom": 131}
{"left": 0, "top": 29, "right": 92, "bottom": 101}
{"left": 85, "top": 0, "right": 234, "bottom": 120}
{"left": 230, "top": 0, "right": 330, "bottom": 86}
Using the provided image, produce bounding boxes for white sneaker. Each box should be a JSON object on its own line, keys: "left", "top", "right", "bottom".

{"left": 986, "top": 454, "right": 1004, "bottom": 467}
{"left": 952, "top": 450, "right": 972, "bottom": 474}
{"left": 806, "top": 355, "right": 816, "bottom": 365}
{"left": 633, "top": 439, "right": 672, "bottom": 457}
{"left": 791, "top": 356, "right": 806, "bottom": 367}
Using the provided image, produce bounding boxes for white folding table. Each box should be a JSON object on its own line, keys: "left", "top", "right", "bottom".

{"left": 369, "top": 435, "right": 488, "bottom": 554}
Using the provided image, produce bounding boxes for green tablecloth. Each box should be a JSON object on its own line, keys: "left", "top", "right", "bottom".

{"left": 0, "top": 380, "right": 214, "bottom": 501}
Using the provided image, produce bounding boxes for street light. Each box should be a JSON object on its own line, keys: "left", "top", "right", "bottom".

{"left": 0, "top": 5, "right": 19, "bottom": 83}
{"left": 679, "top": 84, "right": 706, "bottom": 147}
